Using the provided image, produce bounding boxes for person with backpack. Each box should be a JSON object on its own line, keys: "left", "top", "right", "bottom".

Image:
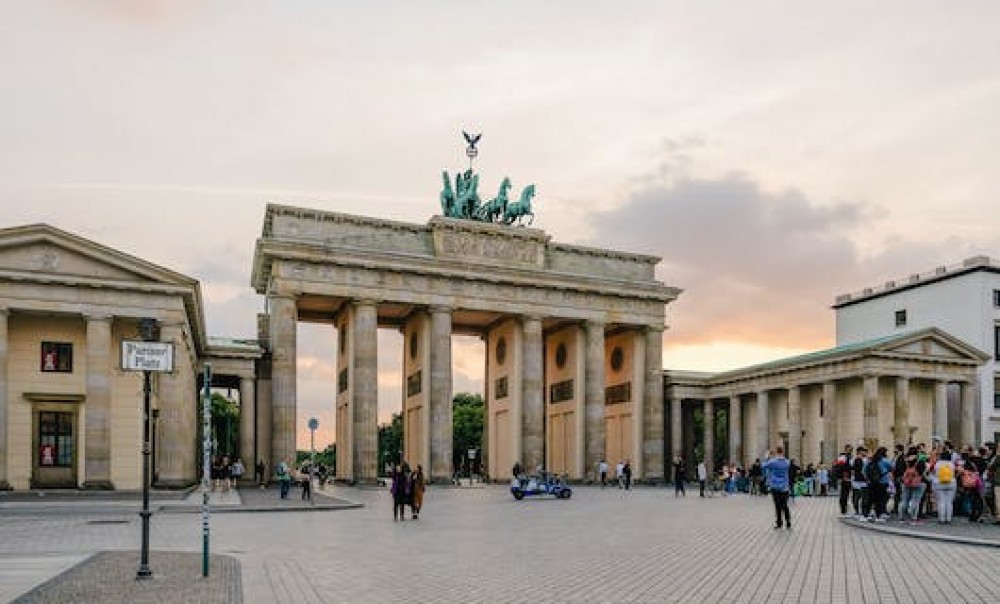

{"left": 868, "top": 447, "right": 892, "bottom": 522}
{"left": 851, "top": 447, "right": 870, "bottom": 519}
{"left": 960, "top": 461, "right": 985, "bottom": 522}
{"left": 898, "top": 449, "right": 927, "bottom": 523}
{"left": 891, "top": 444, "right": 906, "bottom": 515}
{"left": 276, "top": 458, "right": 292, "bottom": 499}
{"left": 931, "top": 446, "right": 957, "bottom": 524}
{"left": 835, "top": 445, "right": 853, "bottom": 514}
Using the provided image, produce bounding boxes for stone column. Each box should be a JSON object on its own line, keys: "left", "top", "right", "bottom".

{"left": 429, "top": 306, "right": 453, "bottom": 482}
{"left": 703, "top": 399, "right": 715, "bottom": 476}
{"left": 862, "top": 375, "right": 879, "bottom": 450}
{"left": 239, "top": 376, "right": 255, "bottom": 469}
{"left": 822, "top": 382, "right": 837, "bottom": 463}
{"left": 643, "top": 327, "right": 665, "bottom": 482}
{"left": 353, "top": 300, "right": 379, "bottom": 482}
{"left": 83, "top": 314, "right": 113, "bottom": 489}
{"left": 269, "top": 293, "right": 298, "bottom": 474}
{"left": 481, "top": 333, "right": 489, "bottom": 480}
{"left": 670, "top": 397, "right": 682, "bottom": 478}
{"left": 584, "top": 320, "right": 605, "bottom": 473}
{"left": 158, "top": 323, "right": 195, "bottom": 487}
{"left": 728, "top": 395, "right": 742, "bottom": 467}
{"left": 521, "top": 315, "right": 544, "bottom": 473}
{"left": 933, "top": 381, "right": 949, "bottom": 441}
{"left": 0, "top": 308, "right": 9, "bottom": 490}
{"left": 787, "top": 386, "right": 801, "bottom": 462}
{"left": 756, "top": 391, "right": 769, "bottom": 458}
{"left": 960, "top": 381, "right": 977, "bottom": 447}
{"left": 894, "top": 377, "right": 909, "bottom": 446}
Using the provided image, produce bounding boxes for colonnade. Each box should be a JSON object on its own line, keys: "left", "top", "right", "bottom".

{"left": 669, "top": 375, "right": 978, "bottom": 480}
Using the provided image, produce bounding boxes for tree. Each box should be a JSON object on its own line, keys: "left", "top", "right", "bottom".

{"left": 377, "top": 412, "right": 403, "bottom": 475}
{"left": 201, "top": 392, "right": 239, "bottom": 458}
{"left": 452, "top": 393, "right": 484, "bottom": 473}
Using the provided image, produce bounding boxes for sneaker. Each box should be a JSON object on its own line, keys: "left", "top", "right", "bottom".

{"left": 875, "top": 517, "right": 887, "bottom": 524}
{"left": 786, "top": 523, "right": 792, "bottom": 530}
{"left": 774, "top": 523, "right": 783, "bottom": 529}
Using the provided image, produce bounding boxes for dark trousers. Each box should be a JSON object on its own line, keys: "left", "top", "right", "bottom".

{"left": 674, "top": 479, "right": 685, "bottom": 496}
{"left": 860, "top": 487, "right": 873, "bottom": 517}
{"left": 699, "top": 480, "right": 706, "bottom": 497}
{"left": 872, "top": 483, "right": 888, "bottom": 517}
{"left": 301, "top": 480, "right": 311, "bottom": 500}
{"left": 279, "top": 479, "right": 290, "bottom": 499}
{"left": 969, "top": 491, "right": 984, "bottom": 522}
{"left": 839, "top": 481, "right": 852, "bottom": 514}
{"left": 771, "top": 489, "right": 791, "bottom": 527}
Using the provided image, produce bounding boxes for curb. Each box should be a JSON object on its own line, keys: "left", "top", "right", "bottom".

{"left": 840, "top": 517, "right": 1000, "bottom": 549}
{"left": 158, "top": 502, "right": 364, "bottom": 514}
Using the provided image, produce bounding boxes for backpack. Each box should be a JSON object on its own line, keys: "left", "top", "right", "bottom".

{"left": 960, "top": 469, "right": 978, "bottom": 490}
{"left": 902, "top": 465, "right": 922, "bottom": 489}
{"left": 865, "top": 459, "right": 882, "bottom": 485}
{"left": 936, "top": 462, "right": 953, "bottom": 485}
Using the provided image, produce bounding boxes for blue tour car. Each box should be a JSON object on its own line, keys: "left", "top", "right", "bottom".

{"left": 510, "top": 471, "right": 573, "bottom": 500}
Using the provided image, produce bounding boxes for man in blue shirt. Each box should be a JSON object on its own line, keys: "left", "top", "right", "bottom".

{"left": 762, "top": 446, "right": 792, "bottom": 529}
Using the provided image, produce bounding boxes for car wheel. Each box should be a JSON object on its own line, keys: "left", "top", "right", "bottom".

{"left": 563, "top": 490, "right": 572, "bottom": 499}
{"left": 513, "top": 491, "right": 524, "bottom": 500}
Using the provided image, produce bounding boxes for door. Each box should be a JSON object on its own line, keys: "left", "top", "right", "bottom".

{"left": 33, "top": 409, "right": 77, "bottom": 488}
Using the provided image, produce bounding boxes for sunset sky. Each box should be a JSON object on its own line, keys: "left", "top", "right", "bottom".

{"left": 3, "top": 2, "right": 999, "bottom": 448}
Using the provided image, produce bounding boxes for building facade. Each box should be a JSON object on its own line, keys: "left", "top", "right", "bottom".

{"left": 834, "top": 255, "right": 1000, "bottom": 446}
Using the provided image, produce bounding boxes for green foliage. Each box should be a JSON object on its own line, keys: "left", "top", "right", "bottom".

{"left": 377, "top": 412, "right": 403, "bottom": 475}
{"left": 452, "top": 392, "right": 484, "bottom": 471}
{"left": 199, "top": 392, "right": 240, "bottom": 458}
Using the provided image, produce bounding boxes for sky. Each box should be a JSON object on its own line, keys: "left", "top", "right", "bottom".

{"left": 3, "top": 1, "right": 1000, "bottom": 448}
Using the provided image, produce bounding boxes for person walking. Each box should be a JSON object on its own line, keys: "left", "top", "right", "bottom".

{"left": 835, "top": 445, "right": 853, "bottom": 514}
{"left": 276, "top": 458, "right": 292, "bottom": 499}
{"left": 673, "top": 456, "right": 687, "bottom": 497}
{"left": 256, "top": 459, "right": 267, "bottom": 489}
{"left": 599, "top": 459, "right": 608, "bottom": 489}
{"left": 300, "top": 464, "right": 312, "bottom": 501}
{"left": 763, "top": 447, "right": 792, "bottom": 529}
{"left": 623, "top": 460, "right": 632, "bottom": 490}
{"left": 391, "top": 465, "right": 410, "bottom": 521}
{"left": 231, "top": 457, "right": 245, "bottom": 489}
{"left": 697, "top": 460, "right": 708, "bottom": 497}
{"left": 411, "top": 465, "right": 426, "bottom": 519}
{"left": 616, "top": 460, "right": 625, "bottom": 489}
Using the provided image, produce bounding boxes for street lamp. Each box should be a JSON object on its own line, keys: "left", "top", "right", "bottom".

{"left": 137, "top": 317, "right": 159, "bottom": 580}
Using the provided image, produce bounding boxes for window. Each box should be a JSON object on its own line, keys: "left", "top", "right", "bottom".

{"left": 996, "top": 325, "right": 1000, "bottom": 361}
{"left": 38, "top": 411, "right": 74, "bottom": 467}
{"left": 894, "top": 310, "right": 907, "bottom": 327}
{"left": 819, "top": 397, "right": 825, "bottom": 418}
{"left": 994, "top": 289, "right": 1000, "bottom": 308}
{"left": 40, "top": 342, "right": 73, "bottom": 373}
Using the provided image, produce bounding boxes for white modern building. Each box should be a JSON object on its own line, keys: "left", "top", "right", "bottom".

{"left": 834, "top": 255, "right": 1000, "bottom": 446}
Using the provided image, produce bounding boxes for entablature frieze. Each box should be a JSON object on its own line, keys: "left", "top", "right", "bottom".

{"left": 268, "top": 262, "right": 669, "bottom": 327}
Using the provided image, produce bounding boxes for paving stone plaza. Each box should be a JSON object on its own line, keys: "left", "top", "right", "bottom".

{"left": 3, "top": 486, "right": 999, "bottom": 603}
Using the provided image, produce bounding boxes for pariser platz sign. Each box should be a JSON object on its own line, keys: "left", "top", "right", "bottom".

{"left": 121, "top": 340, "right": 175, "bottom": 372}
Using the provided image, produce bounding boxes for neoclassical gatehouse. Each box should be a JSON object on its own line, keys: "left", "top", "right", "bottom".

{"left": 0, "top": 208, "right": 992, "bottom": 490}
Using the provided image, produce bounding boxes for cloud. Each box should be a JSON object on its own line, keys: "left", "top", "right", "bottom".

{"left": 62, "top": 0, "right": 203, "bottom": 28}
{"left": 588, "top": 172, "right": 985, "bottom": 354}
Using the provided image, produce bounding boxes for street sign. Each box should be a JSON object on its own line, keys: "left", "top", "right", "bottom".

{"left": 308, "top": 418, "right": 319, "bottom": 431}
{"left": 121, "top": 341, "right": 174, "bottom": 372}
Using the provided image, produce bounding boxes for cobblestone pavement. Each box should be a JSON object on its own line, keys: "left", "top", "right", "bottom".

{"left": 841, "top": 513, "right": 1000, "bottom": 547}
{"left": 3, "top": 486, "right": 1000, "bottom": 603}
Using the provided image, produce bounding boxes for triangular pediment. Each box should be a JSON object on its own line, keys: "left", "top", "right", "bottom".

{"left": 875, "top": 328, "right": 989, "bottom": 362}
{"left": 0, "top": 224, "right": 197, "bottom": 287}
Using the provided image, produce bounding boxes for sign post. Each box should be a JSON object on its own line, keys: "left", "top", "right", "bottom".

{"left": 201, "top": 363, "right": 212, "bottom": 577}
{"left": 308, "top": 418, "right": 318, "bottom": 505}
{"left": 121, "top": 319, "right": 174, "bottom": 581}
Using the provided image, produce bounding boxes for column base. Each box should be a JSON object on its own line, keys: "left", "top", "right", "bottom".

{"left": 81, "top": 480, "right": 115, "bottom": 491}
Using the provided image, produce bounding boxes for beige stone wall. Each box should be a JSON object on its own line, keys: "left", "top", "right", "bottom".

{"left": 487, "top": 320, "right": 520, "bottom": 479}
{"left": 838, "top": 380, "right": 864, "bottom": 448}
{"left": 402, "top": 313, "right": 431, "bottom": 473}
{"left": 603, "top": 331, "right": 639, "bottom": 470}
{"left": 800, "top": 385, "right": 822, "bottom": 466}
{"left": 877, "top": 379, "right": 895, "bottom": 448}
{"left": 544, "top": 326, "right": 584, "bottom": 478}
{"left": 8, "top": 315, "right": 87, "bottom": 489}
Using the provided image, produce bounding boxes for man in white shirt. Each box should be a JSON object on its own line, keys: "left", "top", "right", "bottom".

{"left": 615, "top": 461, "right": 625, "bottom": 489}
{"left": 598, "top": 459, "right": 608, "bottom": 489}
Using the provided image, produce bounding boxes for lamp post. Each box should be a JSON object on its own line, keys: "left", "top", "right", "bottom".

{"left": 308, "top": 418, "right": 318, "bottom": 505}
{"left": 136, "top": 317, "right": 159, "bottom": 580}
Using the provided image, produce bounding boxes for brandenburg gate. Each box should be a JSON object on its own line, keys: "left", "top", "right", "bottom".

{"left": 252, "top": 202, "right": 679, "bottom": 483}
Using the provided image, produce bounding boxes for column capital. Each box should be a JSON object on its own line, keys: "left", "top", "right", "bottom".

{"left": 268, "top": 291, "right": 299, "bottom": 301}
{"left": 644, "top": 324, "right": 666, "bottom": 333}
{"left": 584, "top": 319, "right": 605, "bottom": 332}
{"left": 84, "top": 312, "right": 113, "bottom": 323}
{"left": 0, "top": 307, "right": 9, "bottom": 317}
{"left": 428, "top": 304, "right": 452, "bottom": 315}
{"left": 353, "top": 298, "right": 379, "bottom": 309}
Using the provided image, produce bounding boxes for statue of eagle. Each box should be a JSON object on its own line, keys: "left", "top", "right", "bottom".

{"left": 462, "top": 130, "right": 482, "bottom": 150}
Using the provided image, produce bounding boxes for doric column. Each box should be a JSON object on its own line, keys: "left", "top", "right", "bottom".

{"left": 728, "top": 396, "right": 742, "bottom": 467}
{"left": 787, "top": 386, "right": 801, "bottom": 462}
{"left": 822, "top": 382, "right": 837, "bottom": 463}
{"left": 481, "top": 333, "right": 489, "bottom": 480}
{"left": 0, "top": 308, "right": 9, "bottom": 490}
{"left": 269, "top": 293, "right": 298, "bottom": 474}
{"left": 933, "top": 381, "right": 949, "bottom": 441}
{"left": 239, "top": 376, "right": 256, "bottom": 468}
{"left": 703, "top": 399, "right": 715, "bottom": 476}
{"left": 158, "top": 323, "right": 195, "bottom": 487}
{"left": 756, "top": 391, "right": 769, "bottom": 458}
{"left": 584, "top": 320, "right": 605, "bottom": 473}
{"left": 521, "top": 315, "right": 544, "bottom": 473}
{"left": 670, "top": 397, "right": 682, "bottom": 476}
{"left": 353, "top": 299, "right": 379, "bottom": 482}
{"left": 894, "top": 377, "right": 909, "bottom": 446}
{"left": 643, "top": 327, "right": 665, "bottom": 482}
{"left": 960, "top": 381, "right": 977, "bottom": 447}
{"left": 83, "top": 314, "right": 113, "bottom": 489}
{"left": 862, "top": 375, "right": 879, "bottom": 450}
{"left": 429, "top": 306, "right": 453, "bottom": 482}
